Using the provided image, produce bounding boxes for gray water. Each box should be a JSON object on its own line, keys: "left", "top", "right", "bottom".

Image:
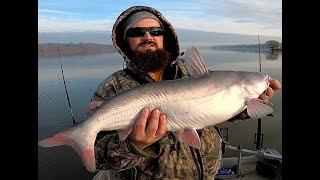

{"left": 38, "top": 48, "right": 282, "bottom": 180}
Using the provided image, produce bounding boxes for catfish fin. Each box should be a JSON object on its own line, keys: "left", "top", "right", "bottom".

{"left": 245, "top": 98, "right": 273, "bottom": 119}
{"left": 117, "top": 126, "right": 134, "bottom": 141}
{"left": 178, "top": 128, "right": 201, "bottom": 149}
{"left": 88, "top": 101, "right": 104, "bottom": 110}
{"left": 182, "top": 46, "right": 209, "bottom": 77}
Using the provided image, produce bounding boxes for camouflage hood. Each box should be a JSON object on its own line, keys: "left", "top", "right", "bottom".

{"left": 111, "top": 6, "right": 180, "bottom": 66}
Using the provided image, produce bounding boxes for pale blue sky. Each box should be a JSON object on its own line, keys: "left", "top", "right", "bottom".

{"left": 38, "top": 0, "right": 282, "bottom": 37}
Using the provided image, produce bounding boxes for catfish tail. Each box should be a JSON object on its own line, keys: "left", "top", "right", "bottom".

{"left": 38, "top": 128, "right": 97, "bottom": 172}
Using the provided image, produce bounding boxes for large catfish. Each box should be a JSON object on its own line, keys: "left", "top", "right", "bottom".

{"left": 38, "top": 46, "right": 274, "bottom": 172}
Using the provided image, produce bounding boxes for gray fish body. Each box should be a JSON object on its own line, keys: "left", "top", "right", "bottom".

{"left": 83, "top": 70, "right": 270, "bottom": 134}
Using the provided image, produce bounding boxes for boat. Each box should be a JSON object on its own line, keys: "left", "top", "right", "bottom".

{"left": 92, "top": 140, "right": 282, "bottom": 180}
{"left": 215, "top": 141, "right": 282, "bottom": 179}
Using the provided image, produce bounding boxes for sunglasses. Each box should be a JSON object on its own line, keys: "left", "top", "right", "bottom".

{"left": 126, "top": 27, "right": 165, "bottom": 37}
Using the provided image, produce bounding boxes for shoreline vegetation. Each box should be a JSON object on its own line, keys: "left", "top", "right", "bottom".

{"left": 38, "top": 43, "right": 116, "bottom": 57}
{"left": 38, "top": 43, "right": 282, "bottom": 57}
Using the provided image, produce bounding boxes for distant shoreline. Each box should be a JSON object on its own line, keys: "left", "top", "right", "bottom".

{"left": 38, "top": 43, "right": 116, "bottom": 57}
{"left": 38, "top": 42, "right": 281, "bottom": 57}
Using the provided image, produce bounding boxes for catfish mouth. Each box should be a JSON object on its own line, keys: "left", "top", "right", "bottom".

{"left": 258, "top": 74, "right": 272, "bottom": 97}
{"left": 244, "top": 73, "right": 271, "bottom": 97}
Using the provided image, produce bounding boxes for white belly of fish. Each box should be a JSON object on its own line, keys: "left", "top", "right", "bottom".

{"left": 91, "top": 83, "right": 245, "bottom": 133}
{"left": 161, "top": 84, "right": 245, "bottom": 131}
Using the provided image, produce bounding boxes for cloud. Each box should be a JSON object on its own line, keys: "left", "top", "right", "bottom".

{"left": 39, "top": 9, "right": 80, "bottom": 15}
{"left": 167, "top": 15, "right": 281, "bottom": 37}
{"left": 38, "top": 0, "right": 282, "bottom": 36}
{"left": 193, "top": 0, "right": 282, "bottom": 28}
{"left": 38, "top": 17, "right": 114, "bottom": 32}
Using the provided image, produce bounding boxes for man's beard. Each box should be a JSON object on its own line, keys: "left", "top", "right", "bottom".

{"left": 130, "top": 48, "right": 172, "bottom": 72}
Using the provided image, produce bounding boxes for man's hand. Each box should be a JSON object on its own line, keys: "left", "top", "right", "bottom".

{"left": 259, "top": 78, "right": 282, "bottom": 101}
{"left": 129, "top": 108, "right": 167, "bottom": 150}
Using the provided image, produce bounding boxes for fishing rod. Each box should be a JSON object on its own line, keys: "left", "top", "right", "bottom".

{"left": 58, "top": 46, "right": 77, "bottom": 125}
{"left": 254, "top": 35, "right": 263, "bottom": 149}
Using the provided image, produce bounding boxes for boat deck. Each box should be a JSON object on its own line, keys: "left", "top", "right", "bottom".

{"left": 215, "top": 155, "right": 281, "bottom": 179}
{"left": 93, "top": 156, "right": 282, "bottom": 180}
{"left": 93, "top": 146, "right": 282, "bottom": 180}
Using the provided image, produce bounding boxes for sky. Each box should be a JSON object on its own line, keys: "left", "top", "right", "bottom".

{"left": 38, "top": 0, "right": 282, "bottom": 37}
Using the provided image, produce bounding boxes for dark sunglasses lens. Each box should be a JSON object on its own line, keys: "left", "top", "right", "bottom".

{"left": 149, "top": 27, "right": 164, "bottom": 36}
{"left": 127, "top": 27, "right": 164, "bottom": 37}
{"left": 127, "top": 28, "right": 146, "bottom": 37}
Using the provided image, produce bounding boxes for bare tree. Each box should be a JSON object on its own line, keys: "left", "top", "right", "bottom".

{"left": 265, "top": 40, "right": 280, "bottom": 50}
